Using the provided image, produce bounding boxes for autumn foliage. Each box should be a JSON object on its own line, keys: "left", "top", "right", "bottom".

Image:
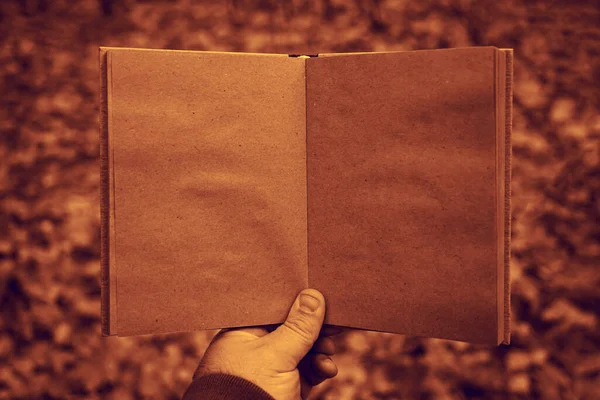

{"left": 1, "top": 0, "right": 599, "bottom": 399}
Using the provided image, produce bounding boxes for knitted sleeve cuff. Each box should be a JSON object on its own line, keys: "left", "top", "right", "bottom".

{"left": 181, "top": 373, "right": 276, "bottom": 400}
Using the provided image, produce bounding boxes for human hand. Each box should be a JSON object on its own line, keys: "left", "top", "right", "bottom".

{"left": 193, "top": 289, "right": 342, "bottom": 400}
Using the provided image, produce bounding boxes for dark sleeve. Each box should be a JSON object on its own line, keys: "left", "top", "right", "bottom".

{"left": 181, "top": 373, "right": 276, "bottom": 400}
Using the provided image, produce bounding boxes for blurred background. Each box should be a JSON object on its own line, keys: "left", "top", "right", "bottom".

{"left": 1, "top": 0, "right": 599, "bottom": 398}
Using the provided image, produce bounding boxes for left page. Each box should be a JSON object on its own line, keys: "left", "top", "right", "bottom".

{"left": 103, "top": 48, "right": 307, "bottom": 336}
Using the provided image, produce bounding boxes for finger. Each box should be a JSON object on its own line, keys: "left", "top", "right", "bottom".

{"left": 311, "top": 336, "right": 336, "bottom": 356}
{"left": 299, "top": 351, "right": 339, "bottom": 398}
{"left": 267, "top": 289, "right": 326, "bottom": 367}
{"left": 299, "top": 353, "right": 338, "bottom": 387}
{"left": 313, "top": 353, "right": 338, "bottom": 379}
{"left": 321, "top": 325, "right": 345, "bottom": 336}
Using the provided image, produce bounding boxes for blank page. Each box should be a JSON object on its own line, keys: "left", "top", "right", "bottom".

{"left": 108, "top": 49, "right": 307, "bottom": 335}
{"left": 306, "top": 47, "right": 500, "bottom": 344}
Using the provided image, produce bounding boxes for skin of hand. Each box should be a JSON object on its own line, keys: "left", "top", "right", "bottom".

{"left": 193, "top": 289, "right": 343, "bottom": 400}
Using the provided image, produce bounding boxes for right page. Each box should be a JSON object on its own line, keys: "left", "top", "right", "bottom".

{"left": 306, "top": 47, "right": 507, "bottom": 344}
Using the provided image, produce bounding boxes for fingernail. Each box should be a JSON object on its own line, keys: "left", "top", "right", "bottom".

{"left": 299, "top": 293, "right": 320, "bottom": 313}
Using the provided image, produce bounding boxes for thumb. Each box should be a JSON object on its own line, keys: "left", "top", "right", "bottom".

{"left": 265, "top": 289, "right": 326, "bottom": 367}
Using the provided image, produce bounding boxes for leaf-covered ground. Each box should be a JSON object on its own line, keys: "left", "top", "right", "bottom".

{"left": 1, "top": 0, "right": 599, "bottom": 398}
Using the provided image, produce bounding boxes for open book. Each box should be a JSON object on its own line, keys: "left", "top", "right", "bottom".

{"left": 100, "top": 46, "right": 512, "bottom": 345}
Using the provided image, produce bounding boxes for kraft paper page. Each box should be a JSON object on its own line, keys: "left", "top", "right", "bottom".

{"left": 306, "top": 47, "right": 500, "bottom": 344}
{"left": 107, "top": 49, "right": 307, "bottom": 336}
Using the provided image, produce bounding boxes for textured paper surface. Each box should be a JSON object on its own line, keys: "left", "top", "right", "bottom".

{"left": 107, "top": 49, "right": 307, "bottom": 336}
{"left": 102, "top": 47, "right": 510, "bottom": 343}
{"left": 306, "top": 47, "right": 500, "bottom": 344}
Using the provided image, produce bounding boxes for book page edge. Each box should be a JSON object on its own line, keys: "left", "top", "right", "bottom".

{"left": 318, "top": 46, "right": 499, "bottom": 57}
{"left": 495, "top": 49, "right": 505, "bottom": 346}
{"left": 97, "top": 46, "right": 288, "bottom": 57}
{"left": 500, "top": 48, "right": 513, "bottom": 346}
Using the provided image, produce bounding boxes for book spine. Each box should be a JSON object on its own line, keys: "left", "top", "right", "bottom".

{"left": 99, "top": 47, "right": 111, "bottom": 336}
{"left": 502, "top": 49, "right": 513, "bottom": 345}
